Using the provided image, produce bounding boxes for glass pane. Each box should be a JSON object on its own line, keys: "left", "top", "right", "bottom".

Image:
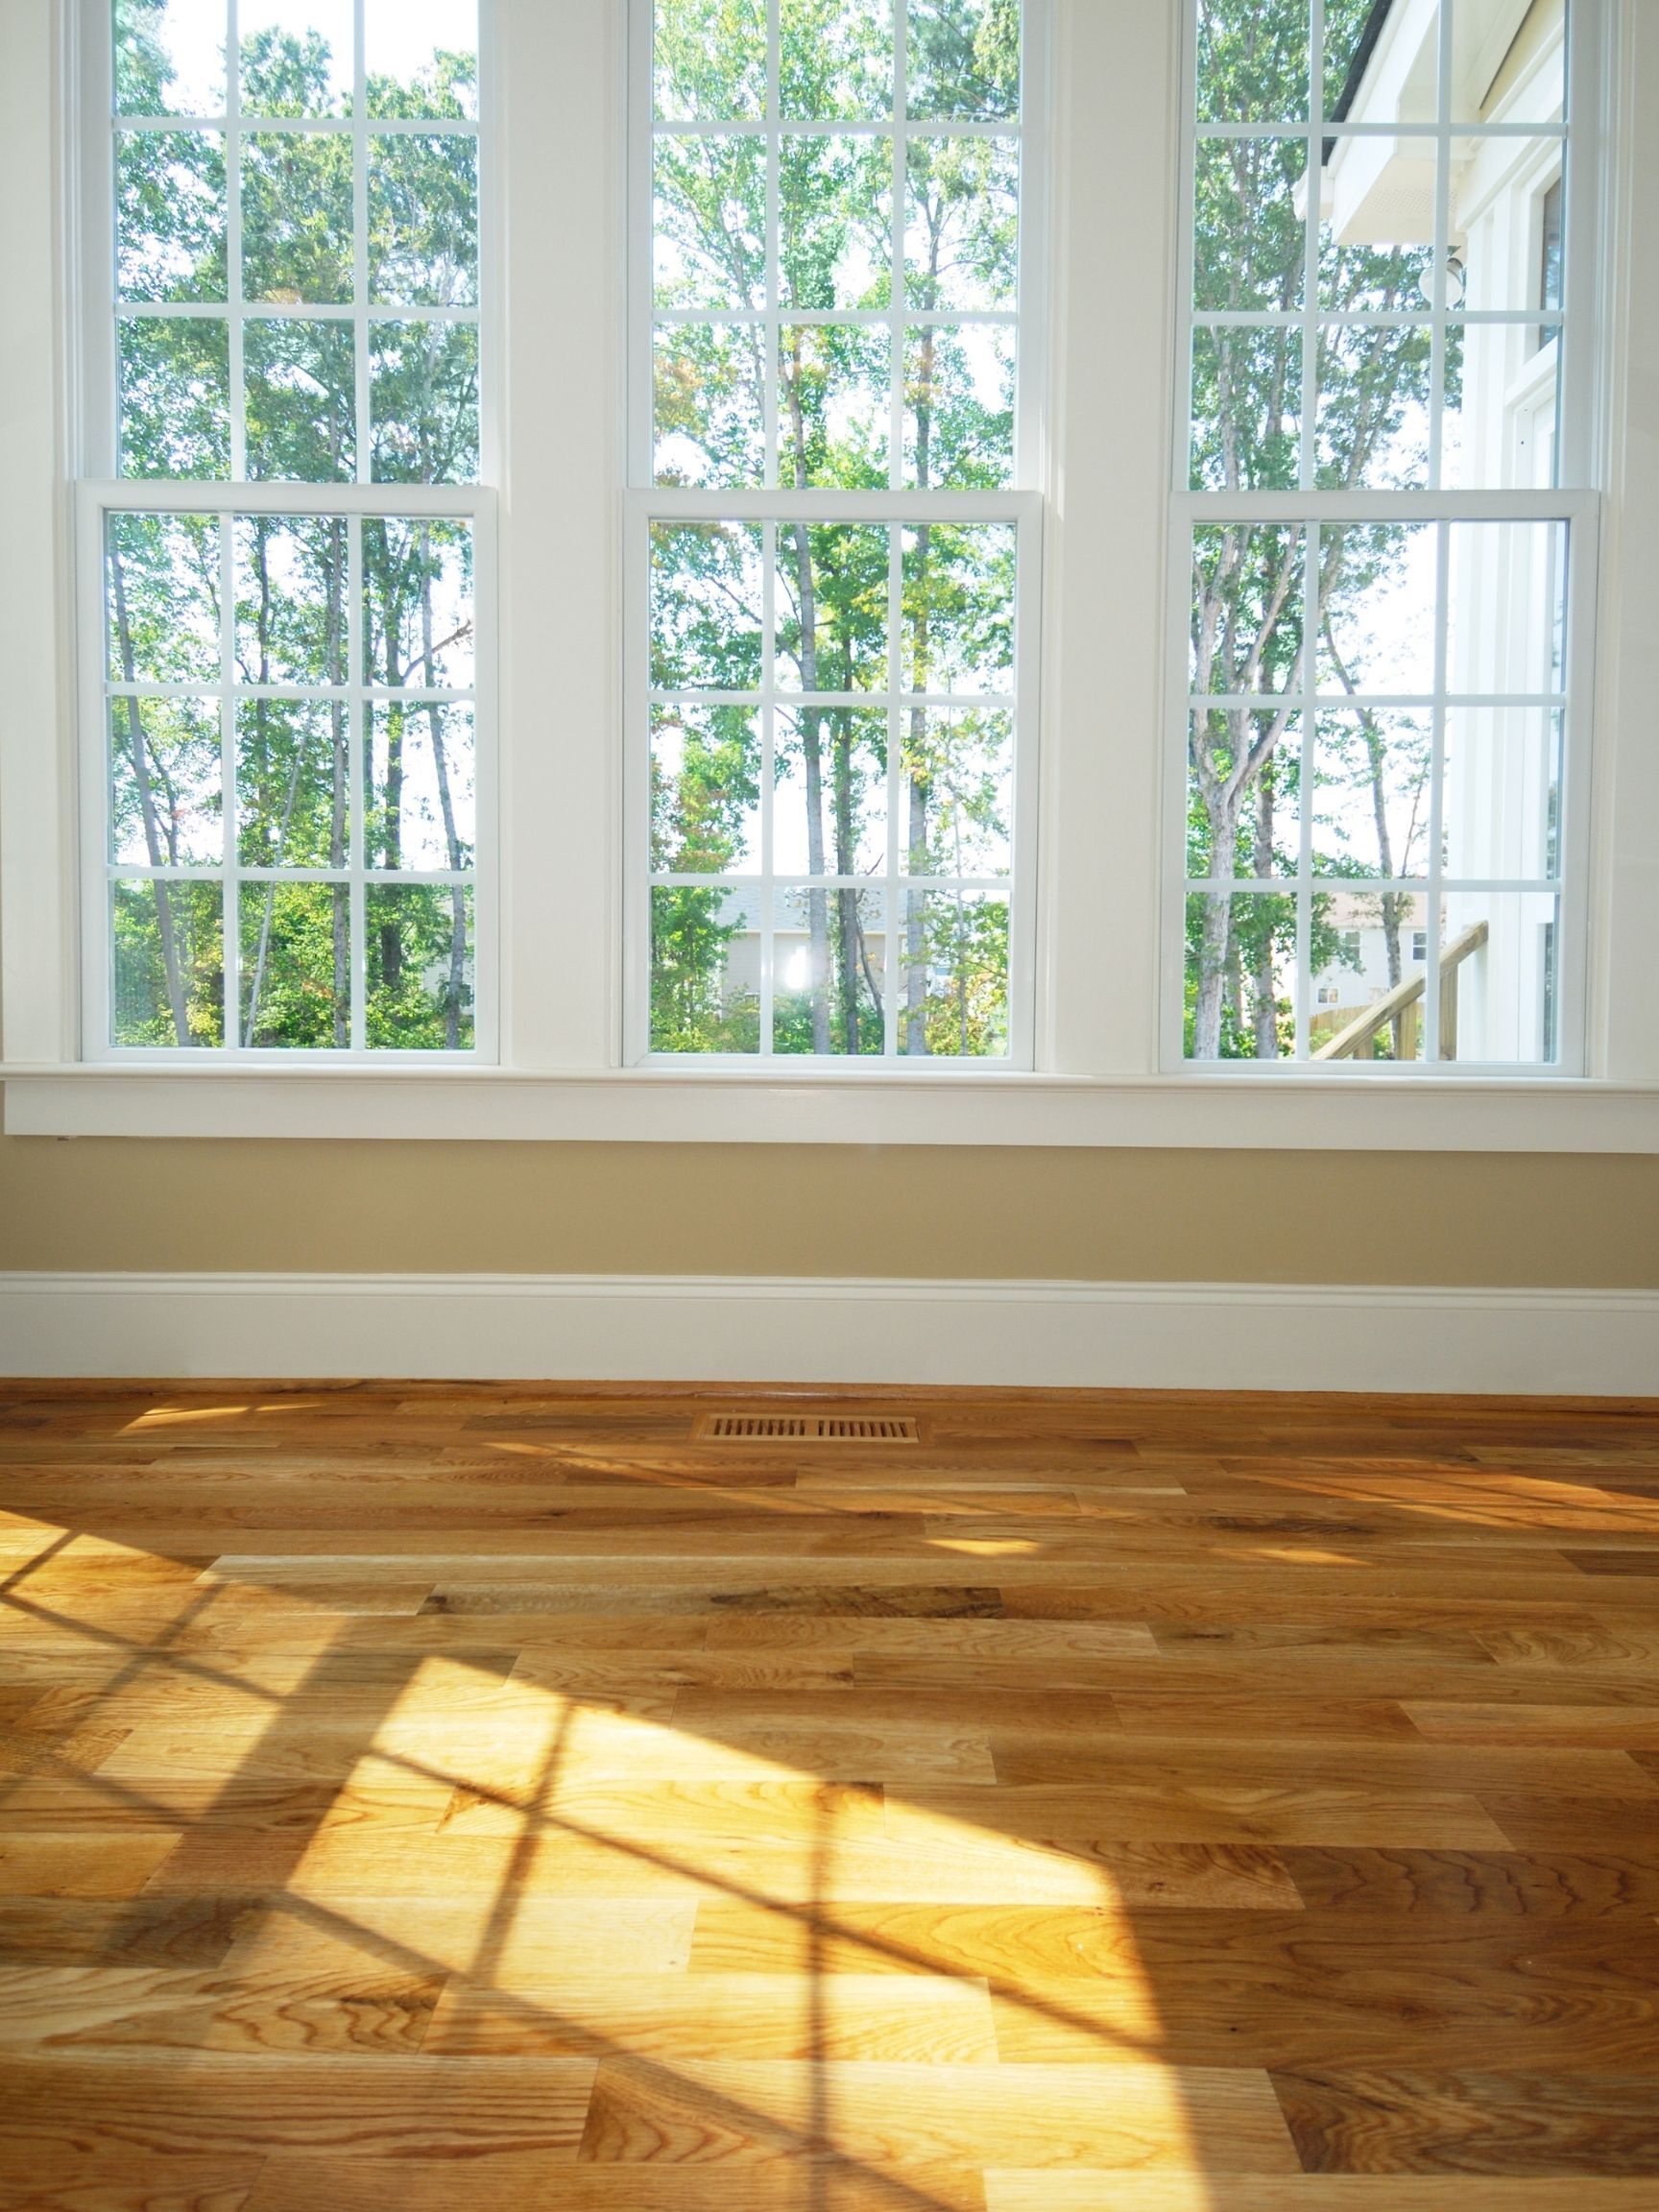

{"left": 775, "top": 706, "right": 888, "bottom": 875}
{"left": 118, "top": 316, "right": 230, "bottom": 477}
{"left": 1311, "top": 709, "right": 1432, "bottom": 878}
{"left": 1190, "top": 523, "right": 1304, "bottom": 697}
{"left": 653, "top": 325, "right": 767, "bottom": 489}
{"left": 1447, "top": 520, "right": 1566, "bottom": 696}
{"left": 1325, "top": 0, "right": 1437, "bottom": 124}
{"left": 780, "top": 0, "right": 893, "bottom": 119}
{"left": 1319, "top": 522, "right": 1438, "bottom": 695}
{"left": 370, "top": 321, "right": 480, "bottom": 484}
{"left": 107, "top": 512, "right": 223, "bottom": 686}
{"left": 653, "top": 0, "right": 768, "bottom": 121}
{"left": 1436, "top": 892, "right": 1560, "bottom": 1065}
{"left": 1444, "top": 321, "right": 1562, "bottom": 491}
{"left": 905, "top": 138, "right": 1019, "bottom": 312}
{"left": 1192, "top": 138, "right": 1306, "bottom": 313}
{"left": 238, "top": 0, "right": 353, "bottom": 116}
{"left": 234, "top": 515, "right": 349, "bottom": 686}
{"left": 1185, "top": 888, "right": 1296, "bottom": 1060}
{"left": 906, "top": 0, "right": 1021, "bottom": 121}
{"left": 367, "top": 882, "right": 475, "bottom": 1048}
{"left": 1189, "top": 326, "right": 1301, "bottom": 493}
{"left": 367, "top": 0, "right": 479, "bottom": 121}
{"left": 776, "top": 523, "right": 891, "bottom": 693}
{"left": 778, "top": 326, "right": 891, "bottom": 489}
{"left": 1196, "top": 0, "right": 1309, "bottom": 124}
{"left": 240, "top": 880, "right": 350, "bottom": 1046}
{"left": 116, "top": 130, "right": 227, "bottom": 301}
{"left": 243, "top": 132, "right": 354, "bottom": 303}
{"left": 776, "top": 885, "right": 886, "bottom": 1055}
{"left": 902, "top": 707, "right": 1012, "bottom": 877}
{"left": 780, "top": 136, "right": 893, "bottom": 311}
{"left": 1315, "top": 321, "right": 1433, "bottom": 489}
{"left": 653, "top": 137, "right": 769, "bottom": 312}
{"left": 1319, "top": 137, "right": 1438, "bottom": 309}
{"left": 903, "top": 522, "right": 1015, "bottom": 694}
{"left": 368, "top": 134, "right": 479, "bottom": 307}
{"left": 905, "top": 324, "right": 1015, "bottom": 491}
{"left": 361, "top": 518, "right": 475, "bottom": 690}
{"left": 112, "top": 878, "right": 225, "bottom": 1047}
{"left": 651, "top": 705, "right": 762, "bottom": 874}
{"left": 1309, "top": 887, "right": 1430, "bottom": 1063}
{"left": 365, "top": 702, "right": 476, "bottom": 871}
{"left": 109, "top": 696, "right": 222, "bottom": 867}
{"left": 1443, "top": 705, "right": 1562, "bottom": 881}
{"left": 898, "top": 891, "right": 1008, "bottom": 1057}
{"left": 237, "top": 698, "right": 349, "bottom": 868}
{"left": 650, "top": 883, "right": 761, "bottom": 1052}
{"left": 1187, "top": 708, "right": 1301, "bottom": 879}
{"left": 116, "top": 0, "right": 228, "bottom": 116}
{"left": 1451, "top": 5, "right": 1563, "bottom": 127}
{"left": 244, "top": 318, "right": 357, "bottom": 480}
{"left": 650, "top": 521, "right": 765, "bottom": 692}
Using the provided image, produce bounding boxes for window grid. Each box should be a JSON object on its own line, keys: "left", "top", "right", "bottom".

{"left": 1173, "top": 0, "right": 1590, "bottom": 1073}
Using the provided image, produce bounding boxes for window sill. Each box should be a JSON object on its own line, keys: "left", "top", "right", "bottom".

{"left": 3, "top": 1064, "right": 1656, "bottom": 1151}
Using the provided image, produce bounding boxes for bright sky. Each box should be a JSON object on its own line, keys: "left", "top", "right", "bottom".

{"left": 137, "top": 0, "right": 476, "bottom": 113}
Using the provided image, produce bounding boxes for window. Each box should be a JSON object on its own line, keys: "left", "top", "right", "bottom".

{"left": 630, "top": 0, "right": 1042, "bottom": 1063}
{"left": 84, "top": 0, "right": 492, "bottom": 1056}
{"left": 1177, "top": 0, "right": 1590, "bottom": 1070}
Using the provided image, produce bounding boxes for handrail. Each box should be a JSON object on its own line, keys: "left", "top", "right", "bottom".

{"left": 1312, "top": 919, "right": 1490, "bottom": 1061}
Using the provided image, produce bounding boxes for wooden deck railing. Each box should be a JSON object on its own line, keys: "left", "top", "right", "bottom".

{"left": 1312, "top": 919, "right": 1490, "bottom": 1062}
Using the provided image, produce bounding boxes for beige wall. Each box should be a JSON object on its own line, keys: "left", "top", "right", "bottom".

{"left": 1, "top": 1134, "right": 1655, "bottom": 1287}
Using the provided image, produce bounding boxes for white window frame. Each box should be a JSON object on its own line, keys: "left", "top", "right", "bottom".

{"left": 73, "top": 0, "right": 498, "bottom": 1065}
{"left": 624, "top": 0, "right": 1049, "bottom": 1068}
{"left": 3, "top": 0, "right": 1658, "bottom": 1148}
{"left": 1165, "top": 0, "right": 1604, "bottom": 1077}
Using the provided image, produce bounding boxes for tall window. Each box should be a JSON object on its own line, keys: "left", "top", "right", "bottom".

{"left": 87, "top": 0, "right": 489, "bottom": 1056}
{"left": 632, "top": 0, "right": 1040, "bottom": 1063}
{"left": 1177, "top": 0, "right": 1587, "bottom": 1069}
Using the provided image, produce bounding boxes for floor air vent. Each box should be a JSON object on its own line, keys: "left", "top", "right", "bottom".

{"left": 700, "top": 1413, "right": 922, "bottom": 1443}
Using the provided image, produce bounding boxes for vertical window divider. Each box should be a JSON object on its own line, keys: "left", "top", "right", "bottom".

{"left": 1424, "top": 514, "right": 1451, "bottom": 1061}
{"left": 228, "top": 0, "right": 247, "bottom": 480}
{"left": 764, "top": 0, "right": 781, "bottom": 491}
{"left": 1301, "top": 0, "right": 1323, "bottom": 498}
{"left": 349, "top": 509, "right": 368, "bottom": 1050}
{"left": 219, "top": 511, "right": 242, "bottom": 1048}
{"left": 887, "top": 0, "right": 909, "bottom": 1055}
{"left": 1296, "top": 524, "right": 1318, "bottom": 1060}
{"left": 353, "top": 0, "right": 372, "bottom": 483}
{"left": 760, "top": 515, "right": 778, "bottom": 1055}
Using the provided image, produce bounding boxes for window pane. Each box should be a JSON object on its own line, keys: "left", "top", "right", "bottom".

{"left": 778, "top": 326, "right": 891, "bottom": 490}
{"left": 1444, "top": 321, "right": 1562, "bottom": 492}
{"left": 116, "top": 0, "right": 228, "bottom": 117}
{"left": 651, "top": 521, "right": 766, "bottom": 692}
{"left": 365, "top": 702, "right": 476, "bottom": 871}
{"left": 1192, "top": 138, "right": 1306, "bottom": 314}
{"left": 1443, "top": 706, "right": 1562, "bottom": 882}
{"left": 116, "top": 130, "right": 227, "bottom": 301}
{"left": 1309, "top": 888, "right": 1430, "bottom": 1063}
{"left": 1315, "top": 321, "right": 1433, "bottom": 490}
{"left": 1188, "top": 708, "right": 1301, "bottom": 879}
{"left": 776, "top": 885, "right": 887, "bottom": 1054}
{"left": 1185, "top": 889, "right": 1296, "bottom": 1060}
{"left": 651, "top": 883, "right": 762, "bottom": 1053}
{"left": 654, "top": 325, "right": 767, "bottom": 489}
{"left": 1318, "top": 523, "right": 1437, "bottom": 696}
{"left": 776, "top": 523, "right": 891, "bottom": 693}
{"left": 775, "top": 707, "right": 888, "bottom": 875}
{"left": 1324, "top": 0, "right": 1438, "bottom": 123}
{"left": 107, "top": 513, "right": 223, "bottom": 687}
{"left": 112, "top": 878, "right": 225, "bottom": 1046}
{"left": 653, "top": 0, "right": 768, "bottom": 122}
{"left": 1318, "top": 138, "right": 1438, "bottom": 311}
{"left": 905, "top": 324, "right": 1015, "bottom": 491}
{"left": 1190, "top": 524, "right": 1304, "bottom": 698}
{"left": 651, "top": 706, "right": 762, "bottom": 875}
{"left": 370, "top": 322, "right": 479, "bottom": 484}
{"left": 366, "top": 0, "right": 479, "bottom": 122}
{"left": 368, "top": 134, "right": 480, "bottom": 308}
{"left": 240, "top": 880, "right": 351, "bottom": 1046}
{"left": 118, "top": 317, "right": 230, "bottom": 478}
{"left": 905, "top": 138, "right": 1019, "bottom": 313}
{"left": 243, "top": 132, "right": 353, "bottom": 303}
{"left": 1437, "top": 893, "right": 1560, "bottom": 1066}
{"left": 109, "top": 696, "right": 222, "bottom": 868}
{"left": 361, "top": 518, "right": 475, "bottom": 690}
{"left": 903, "top": 523, "right": 1015, "bottom": 693}
{"left": 1196, "top": 0, "right": 1309, "bottom": 124}
{"left": 237, "top": 698, "right": 349, "bottom": 868}
{"left": 1189, "top": 326, "right": 1301, "bottom": 493}
{"left": 906, "top": 0, "right": 1021, "bottom": 121}
{"left": 244, "top": 319, "right": 357, "bottom": 480}
{"left": 1447, "top": 519, "right": 1566, "bottom": 695}
{"left": 781, "top": 136, "right": 893, "bottom": 312}
{"left": 899, "top": 891, "right": 1008, "bottom": 1057}
{"left": 653, "top": 137, "right": 769, "bottom": 311}
{"left": 1311, "top": 709, "right": 1431, "bottom": 879}
{"left": 367, "top": 883, "right": 475, "bottom": 1048}
{"left": 234, "top": 516, "right": 349, "bottom": 686}
{"left": 902, "top": 708, "right": 1012, "bottom": 877}
{"left": 239, "top": 0, "right": 352, "bottom": 117}
{"left": 780, "top": 0, "right": 893, "bottom": 120}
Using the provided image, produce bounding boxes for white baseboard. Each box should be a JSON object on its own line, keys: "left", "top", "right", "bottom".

{"left": 0, "top": 1272, "right": 1656, "bottom": 1394}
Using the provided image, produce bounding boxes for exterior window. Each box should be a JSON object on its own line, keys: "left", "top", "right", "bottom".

{"left": 631, "top": 0, "right": 1040, "bottom": 1063}
{"left": 86, "top": 1, "right": 491, "bottom": 1056}
{"left": 1178, "top": 0, "right": 1586, "bottom": 1070}
{"left": 1536, "top": 172, "right": 1564, "bottom": 350}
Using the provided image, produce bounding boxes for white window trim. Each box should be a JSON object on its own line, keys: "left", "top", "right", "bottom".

{"left": 4, "top": 0, "right": 1658, "bottom": 1146}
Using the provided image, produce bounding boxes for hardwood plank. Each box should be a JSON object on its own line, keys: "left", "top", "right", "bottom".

{"left": 1271, "top": 2065, "right": 1659, "bottom": 2175}
{"left": 1281, "top": 1848, "right": 1659, "bottom": 1920}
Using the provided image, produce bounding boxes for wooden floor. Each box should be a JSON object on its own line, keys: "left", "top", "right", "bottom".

{"left": 2, "top": 1384, "right": 1659, "bottom": 2210}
